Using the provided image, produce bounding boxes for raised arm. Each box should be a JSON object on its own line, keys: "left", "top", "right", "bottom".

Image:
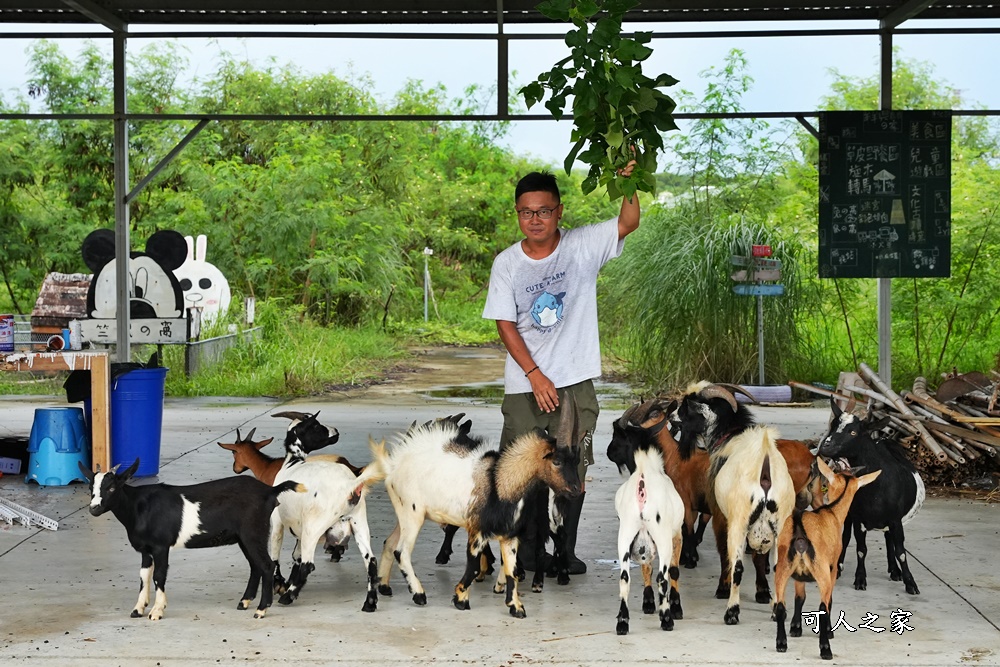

{"left": 495, "top": 319, "right": 559, "bottom": 413}
{"left": 617, "top": 159, "right": 640, "bottom": 240}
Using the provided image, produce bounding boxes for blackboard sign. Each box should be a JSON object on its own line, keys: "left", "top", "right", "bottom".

{"left": 818, "top": 110, "right": 952, "bottom": 278}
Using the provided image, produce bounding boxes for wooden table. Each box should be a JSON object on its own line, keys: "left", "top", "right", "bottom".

{"left": 1, "top": 351, "right": 111, "bottom": 472}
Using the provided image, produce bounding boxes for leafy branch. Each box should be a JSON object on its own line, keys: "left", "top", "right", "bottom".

{"left": 519, "top": 0, "right": 678, "bottom": 200}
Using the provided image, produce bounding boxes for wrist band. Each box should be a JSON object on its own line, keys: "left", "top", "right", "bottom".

{"left": 525, "top": 365, "right": 540, "bottom": 377}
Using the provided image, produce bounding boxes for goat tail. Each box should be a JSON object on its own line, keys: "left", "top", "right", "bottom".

{"left": 273, "top": 480, "right": 308, "bottom": 496}
{"left": 364, "top": 437, "right": 390, "bottom": 486}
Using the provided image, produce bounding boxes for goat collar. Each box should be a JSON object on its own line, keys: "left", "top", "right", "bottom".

{"left": 645, "top": 417, "right": 669, "bottom": 438}
{"left": 709, "top": 427, "right": 741, "bottom": 452}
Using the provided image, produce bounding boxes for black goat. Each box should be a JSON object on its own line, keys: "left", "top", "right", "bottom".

{"left": 79, "top": 459, "right": 304, "bottom": 620}
{"left": 817, "top": 399, "right": 925, "bottom": 595}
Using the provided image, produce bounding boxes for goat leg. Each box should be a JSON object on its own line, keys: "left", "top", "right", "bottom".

{"left": 852, "top": 522, "right": 869, "bottom": 591}
{"left": 752, "top": 551, "right": 772, "bottom": 603}
{"left": 641, "top": 563, "right": 656, "bottom": 614}
{"left": 436, "top": 524, "right": 459, "bottom": 565}
{"left": 131, "top": 553, "right": 154, "bottom": 618}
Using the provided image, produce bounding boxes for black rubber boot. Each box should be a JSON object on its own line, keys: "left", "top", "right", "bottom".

{"left": 562, "top": 492, "right": 587, "bottom": 575}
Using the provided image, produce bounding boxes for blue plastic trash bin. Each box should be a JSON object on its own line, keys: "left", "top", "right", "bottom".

{"left": 86, "top": 367, "right": 169, "bottom": 477}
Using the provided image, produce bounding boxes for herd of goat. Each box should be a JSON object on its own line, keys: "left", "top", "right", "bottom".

{"left": 78, "top": 382, "right": 926, "bottom": 660}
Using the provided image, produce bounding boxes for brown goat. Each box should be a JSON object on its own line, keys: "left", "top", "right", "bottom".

{"left": 218, "top": 428, "right": 363, "bottom": 560}
{"left": 774, "top": 459, "right": 881, "bottom": 660}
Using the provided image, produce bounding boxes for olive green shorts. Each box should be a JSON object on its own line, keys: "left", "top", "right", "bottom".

{"left": 499, "top": 379, "right": 599, "bottom": 475}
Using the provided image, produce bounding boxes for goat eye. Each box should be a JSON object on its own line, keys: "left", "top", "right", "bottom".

{"left": 850, "top": 430, "right": 857, "bottom": 436}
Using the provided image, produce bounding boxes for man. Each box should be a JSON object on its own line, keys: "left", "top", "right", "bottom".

{"left": 482, "top": 163, "right": 639, "bottom": 573}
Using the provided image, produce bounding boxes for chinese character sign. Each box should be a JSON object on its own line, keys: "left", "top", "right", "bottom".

{"left": 818, "top": 110, "right": 951, "bottom": 278}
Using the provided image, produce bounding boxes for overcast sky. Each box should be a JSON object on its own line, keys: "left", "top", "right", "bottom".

{"left": 1, "top": 19, "right": 998, "bottom": 167}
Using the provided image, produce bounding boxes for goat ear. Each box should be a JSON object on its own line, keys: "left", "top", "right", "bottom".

{"left": 122, "top": 458, "right": 140, "bottom": 480}
{"left": 77, "top": 460, "right": 95, "bottom": 482}
{"left": 867, "top": 415, "right": 891, "bottom": 433}
{"left": 556, "top": 392, "right": 582, "bottom": 448}
{"left": 256, "top": 437, "right": 274, "bottom": 450}
{"left": 218, "top": 441, "right": 236, "bottom": 451}
{"left": 816, "top": 457, "right": 836, "bottom": 483}
{"left": 856, "top": 469, "right": 882, "bottom": 487}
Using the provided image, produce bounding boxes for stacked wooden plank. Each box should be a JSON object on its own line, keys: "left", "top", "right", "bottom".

{"left": 792, "top": 364, "right": 1000, "bottom": 486}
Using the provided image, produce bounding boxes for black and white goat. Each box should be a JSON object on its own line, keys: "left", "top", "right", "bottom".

{"left": 78, "top": 458, "right": 304, "bottom": 620}
{"left": 674, "top": 382, "right": 795, "bottom": 625}
{"left": 373, "top": 400, "right": 583, "bottom": 618}
{"left": 817, "top": 398, "right": 925, "bottom": 595}
{"left": 269, "top": 413, "right": 385, "bottom": 611}
{"left": 611, "top": 412, "right": 685, "bottom": 635}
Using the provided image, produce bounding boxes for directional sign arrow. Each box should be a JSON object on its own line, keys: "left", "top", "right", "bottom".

{"left": 731, "top": 269, "right": 782, "bottom": 282}
{"left": 732, "top": 284, "right": 785, "bottom": 297}
{"left": 731, "top": 255, "right": 782, "bottom": 269}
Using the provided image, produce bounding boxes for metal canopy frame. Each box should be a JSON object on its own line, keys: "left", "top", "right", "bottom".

{"left": 2, "top": 1, "right": 997, "bottom": 385}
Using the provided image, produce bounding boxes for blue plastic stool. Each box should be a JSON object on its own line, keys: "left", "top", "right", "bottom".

{"left": 26, "top": 407, "right": 91, "bottom": 486}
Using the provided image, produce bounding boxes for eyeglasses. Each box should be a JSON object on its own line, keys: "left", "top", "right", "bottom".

{"left": 516, "top": 207, "right": 558, "bottom": 220}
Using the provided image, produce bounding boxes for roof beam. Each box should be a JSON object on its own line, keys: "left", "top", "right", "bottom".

{"left": 61, "top": 0, "right": 126, "bottom": 32}
{"left": 881, "top": 0, "right": 937, "bottom": 30}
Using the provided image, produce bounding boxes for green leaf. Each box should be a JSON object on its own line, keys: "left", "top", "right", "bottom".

{"left": 654, "top": 73, "right": 680, "bottom": 88}
{"left": 616, "top": 39, "right": 654, "bottom": 63}
{"left": 565, "top": 27, "right": 589, "bottom": 49}
{"left": 573, "top": 0, "right": 600, "bottom": 19}
{"left": 519, "top": 81, "right": 545, "bottom": 109}
{"left": 537, "top": 0, "right": 573, "bottom": 21}
{"left": 592, "top": 18, "right": 621, "bottom": 48}
{"left": 614, "top": 66, "right": 637, "bottom": 89}
{"left": 603, "top": 0, "right": 640, "bottom": 16}
{"left": 563, "top": 138, "right": 586, "bottom": 175}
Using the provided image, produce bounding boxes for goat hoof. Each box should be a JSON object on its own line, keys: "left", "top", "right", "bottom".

{"left": 278, "top": 593, "right": 296, "bottom": 606}
{"left": 378, "top": 584, "right": 392, "bottom": 596}
{"left": 890, "top": 571, "right": 902, "bottom": 581}
{"left": 776, "top": 643, "right": 787, "bottom": 653}
{"left": 493, "top": 583, "right": 505, "bottom": 595}
{"left": 670, "top": 604, "right": 683, "bottom": 620}
{"left": 821, "top": 648, "right": 833, "bottom": 660}
{"left": 756, "top": 590, "right": 771, "bottom": 604}
{"left": 435, "top": 553, "right": 451, "bottom": 565}
{"left": 452, "top": 595, "right": 470, "bottom": 611}
{"left": 906, "top": 583, "right": 920, "bottom": 595}
{"left": 509, "top": 606, "right": 526, "bottom": 619}
{"left": 557, "top": 573, "right": 570, "bottom": 586}
{"left": 724, "top": 606, "right": 740, "bottom": 625}
{"left": 412, "top": 593, "right": 427, "bottom": 606}
{"left": 130, "top": 610, "right": 142, "bottom": 618}
{"left": 531, "top": 582, "right": 543, "bottom": 593}
{"left": 362, "top": 600, "right": 377, "bottom": 613}
{"left": 854, "top": 581, "right": 867, "bottom": 591}
{"left": 714, "top": 586, "right": 729, "bottom": 600}
{"left": 237, "top": 600, "right": 251, "bottom": 610}
{"left": 616, "top": 621, "right": 629, "bottom": 636}
{"left": 790, "top": 625, "right": 802, "bottom": 638}
{"left": 660, "top": 615, "right": 674, "bottom": 631}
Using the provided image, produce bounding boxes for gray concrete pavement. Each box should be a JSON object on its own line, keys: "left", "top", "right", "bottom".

{"left": 0, "top": 356, "right": 997, "bottom": 666}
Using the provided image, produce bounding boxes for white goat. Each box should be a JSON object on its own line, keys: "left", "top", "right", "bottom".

{"left": 268, "top": 414, "right": 385, "bottom": 611}
{"left": 712, "top": 425, "right": 795, "bottom": 625}
{"left": 612, "top": 416, "right": 685, "bottom": 635}
{"left": 373, "top": 402, "right": 583, "bottom": 618}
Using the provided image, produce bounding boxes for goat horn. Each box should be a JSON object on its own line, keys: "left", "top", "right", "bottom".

{"left": 236, "top": 427, "right": 242, "bottom": 442}
{"left": 716, "top": 382, "right": 758, "bottom": 404}
{"left": 698, "top": 384, "right": 739, "bottom": 412}
{"left": 247, "top": 427, "right": 257, "bottom": 441}
{"left": 618, "top": 402, "right": 641, "bottom": 427}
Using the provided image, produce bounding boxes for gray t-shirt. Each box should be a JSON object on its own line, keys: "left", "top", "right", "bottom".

{"left": 482, "top": 217, "right": 624, "bottom": 394}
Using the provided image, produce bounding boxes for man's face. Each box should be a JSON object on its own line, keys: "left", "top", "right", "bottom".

{"left": 515, "top": 191, "right": 562, "bottom": 245}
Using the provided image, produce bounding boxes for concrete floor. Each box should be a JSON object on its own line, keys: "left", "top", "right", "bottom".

{"left": 0, "top": 352, "right": 998, "bottom": 666}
